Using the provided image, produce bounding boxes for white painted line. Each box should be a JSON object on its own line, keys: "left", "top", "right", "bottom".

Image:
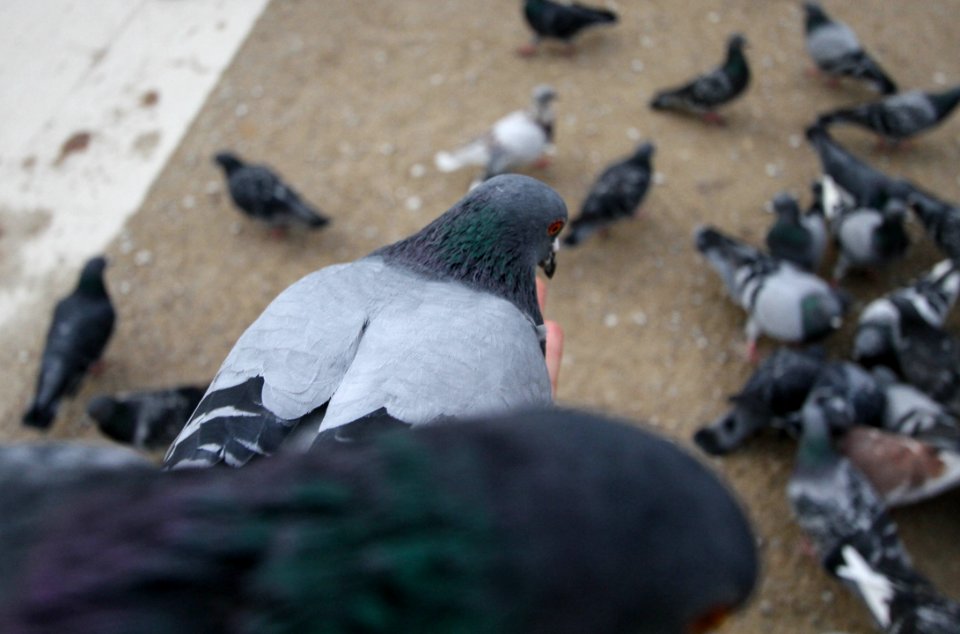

{"left": 0, "top": 0, "right": 270, "bottom": 327}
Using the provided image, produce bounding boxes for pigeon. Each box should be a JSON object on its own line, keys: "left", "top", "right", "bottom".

{"left": 0, "top": 408, "right": 760, "bottom": 634}
{"left": 650, "top": 34, "right": 750, "bottom": 124}
{"left": 694, "top": 225, "right": 846, "bottom": 359}
{"left": 213, "top": 151, "right": 330, "bottom": 233}
{"left": 840, "top": 426, "right": 960, "bottom": 507}
{"left": 434, "top": 85, "right": 557, "bottom": 183}
{"left": 22, "top": 256, "right": 116, "bottom": 430}
{"left": 908, "top": 187, "right": 960, "bottom": 264}
{"left": 790, "top": 361, "right": 888, "bottom": 438}
{"left": 764, "top": 191, "right": 827, "bottom": 272}
{"left": 818, "top": 86, "right": 960, "bottom": 146}
{"left": 853, "top": 259, "right": 960, "bottom": 373}
{"left": 887, "top": 294, "right": 960, "bottom": 413}
{"left": 802, "top": 2, "right": 897, "bottom": 95}
{"left": 518, "top": 0, "right": 618, "bottom": 56}
{"left": 562, "top": 141, "right": 655, "bottom": 247}
{"left": 163, "top": 175, "right": 567, "bottom": 469}
{"left": 829, "top": 198, "right": 910, "bottom": 281}
{"left": 806, "top": 123, "right": 909, "bottom": 209}
{"left": 86, "top": 385, "right": 208, "bottom": 451}
{"left": 871, "top": 366, "right": 960, "bottom": 446}
{"left": 694, "top": 346, "right": 826, "bottom": 455}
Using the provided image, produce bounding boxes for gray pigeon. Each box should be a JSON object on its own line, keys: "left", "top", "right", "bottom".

{"left": 788, "top": 361, "right": 887, "bottom": 438}
{"left": 908, "top": 187, "right": 960, "bottom": 264}
{"left": 434, "top": 85, "right": 557, "bottom": 182}
{"left": 562, "top": 141, "right": 655, "bottom": 247}
{"left": 694, "top": 225, "right": 846, "bottom": 359}
{"left": 853, "top": 259, "right": 960, "bottom": 373}
{"left": 519, "top": 0, "right": 618, "bottom": 56}
{"left": 694, "top": 346, "right": 826, "bottom": 455}
{"left": 871, "top": 366, "right": 960, "bottom": 447}
{"left": 806, "top": 123, "right": 909, "bottom": 210}
{"left": 794, "top": 405, "right": 960, "bottom": 631}
{"left": 803, "top": 2, "right": 897, "bottom": 95}
{"left": 214, "top": 151, "right": 330, "bottom": 233}
{"left": 829, "top": 198, "right": 910, "bottom": 281}
{"left": 23, "top": 256, "right": 116, "bottom": 430}
{"left": 818, "top": 86, "right": 960, "bottom": 145}
{"left": 87, "top": 385, "right": 207, "bottom": 451}
{"left": 764, "top": 191, "right": 827, "bottom": 272}
{"left": 0, "top": 409, "right": 759, "bottom": 634}
{"left": 163, "top": 175, "right": 567, "bottom": 469}
{"left": 650, "top": 34, "right": 750, "bottom": 124}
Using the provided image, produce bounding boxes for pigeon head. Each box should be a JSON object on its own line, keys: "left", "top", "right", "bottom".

{"left": 803, "top": 2, "right": 829, "bottom": 30}
{"left": 772, "top": 192, "right": 801, "bottom": 222}
{"left": 86, "top": 395, "right": 134, "bottom": 443}
{"left": 725, "top": 34, "right": 749, "bottom": 76}
{"left": 377, "top": 175, "right": 567, "bottom": 324}
{"left": 800, "top": 292, "right": 845, "bottom": 341}
{"left": 727, "top": 33, "right": 747, "bottom": 53}
{"left": 797, "top": 391, "right": 845, "bottom": 464}
{"left": 213, "top": 151, "right": 244, "bottom": 174}
{"left": 77, "top": 256, "right": 109, "bottom": 296}
{"left": 531, "top": 84, "right": 557, "bottom": 107}
{"left": 630, "top": 141, "right": 656, "bottom": 165}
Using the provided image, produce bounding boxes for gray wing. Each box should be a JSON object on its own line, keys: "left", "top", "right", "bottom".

{"left": 876, "top": 92, "right": 938, "bottom": 137}
{"left": 807, "top": 21, "right": 860, "bottom": 67}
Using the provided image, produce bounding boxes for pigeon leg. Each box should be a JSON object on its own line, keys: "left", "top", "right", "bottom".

{"left": 533, "top": 155, "right": 552, "bottom": 169}
{"left": 269, "top": 226, "right": 289, "bottom": 240}
{"left": 517, "top": 38, "right": 539, "bottom": 57}
{"left": 89, "top": 359, "right": 107, "bottom": 377}
{"left": 702, "top": 111, "right": 726, "bottom": 126}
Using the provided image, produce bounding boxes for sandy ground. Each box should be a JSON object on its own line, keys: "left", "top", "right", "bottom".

{"left": 3, "top": 1, "right": 960, "bottom": 631}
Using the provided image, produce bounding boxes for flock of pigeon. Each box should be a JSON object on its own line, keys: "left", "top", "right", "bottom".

{"left": 8, "top": 0, "right": 960, "bottom": 631}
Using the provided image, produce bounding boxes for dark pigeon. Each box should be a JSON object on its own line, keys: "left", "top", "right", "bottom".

{"left": 650, "top": 34, "right": 750, "bottom": 124}
{"left": 0, "top": 408, "right": 759, "bottom": 634}
{"left": 563, "top": 141, "right": 655, "bottom": 246}
{"left": 818, "top": 86, "right": 960, "bottom": 145}
{"left": 164, "top": 175, "right": 567, "bottom": 469}
{"left": 764, "top": 191, "right": 827, "bottom": 272}
{"left": 694, "top": 346, "right": 826, "bottom": 455}
{"left": 23, "top": 256, "right": 115, "bottom": 430}
{"left": 908, "top": 187, "right": 960, "bottom": 264}
{"left": 519, "top": 0, "right": 617, "bottom": 56}
{"left": 214, "top": 151, "right": 330, "bottom": 232}
{"left": 87, "top": 385, "right": 207, "bottom": 451}
{"left": 803, "top": 2, "right": 897, "bottom": 94}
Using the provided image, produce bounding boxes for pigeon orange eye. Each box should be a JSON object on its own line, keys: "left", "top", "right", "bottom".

{"left": 547, "top": 220, "right": 565, "bottom": 236}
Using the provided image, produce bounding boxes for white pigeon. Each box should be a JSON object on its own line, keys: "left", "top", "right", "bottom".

{"left": 434, "top": 85, "right": 556, "bottom": 182}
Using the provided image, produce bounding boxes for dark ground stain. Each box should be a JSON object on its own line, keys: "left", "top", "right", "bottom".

{"left": 53, "top": 131, "right": 92, "bottom": 167}
{"left": 141, "top": 90, "right": 160, "bottom": 108}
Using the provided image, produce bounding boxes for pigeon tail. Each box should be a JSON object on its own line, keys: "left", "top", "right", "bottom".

{"left": 572, "top": 3, "right": 617, "bottom": 24}
{"left": 288, "top": 198, "right": 330, "bottom": 228}
{"left": 434, "top": 140, "right": 488, "bottom": 173}
{"left": 22, "top": 402, "right": 56, "bottom": 430}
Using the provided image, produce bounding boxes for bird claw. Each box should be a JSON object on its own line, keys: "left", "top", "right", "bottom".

{"left": 702, "top": 112, "right": 726, "bottom": 126}
{"left": 517, "top": 43, "right": 538, "bottom": 57}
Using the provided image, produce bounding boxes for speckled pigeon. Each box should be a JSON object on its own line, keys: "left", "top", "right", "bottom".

{"left": 650, "top": 34, "right": 750, "bottom": 124}
{"left": 694, "top": 225, "right": 846, "bottom": 359}
{"left": 518, "top": 0, "right": 618, "bottom": 56}
{"left": 163, "top": 175, "right": 567, "bottom": 469}
{"left": 764, "top": 191, "right": 827, "bottom": 272}
{"left": 871, "top": 366, "right": 960, "bottom": 447}
{"left": 853, "top": 259, "right": 960, "bottom": 373}
{"left": 214, "top": 151, "right": 330, "bottom": 232}
{"left": 87, "top": 385, "right": 207, "bottom": 451}
{"left": 818, "top": 86, "right": 960, "bottom": 145}
{"left": 791, "top": 397, "right": 960, "bottom": 632}
{"left": 694, "top": 346, "right": 826, "bottom": 455}
{"left": 562, "top": 141, "right": 655, "bottom": 246}
{"left": 803, "top": 2, "right": 897, "bottom": 95}
{"left": 908, "top": 187, "right": 960, "bottom": 264}
{"left": 22, "top": 256, "right": 115, "bottom": 430}
{"left": 434, "top": 85, "right": 556, "bottom": 183}
{"left": 0, "top": 408, "right": 759, "bottom": 634}
{"left": 806, "top": 123, "right": 909, "bottom": 210}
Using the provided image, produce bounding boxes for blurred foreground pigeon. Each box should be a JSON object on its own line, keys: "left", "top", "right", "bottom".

{"left": 788, "top": 393, "right": 960, "bottom": 632}
{"left": 434, "top": 85, "right": 556, "bottom": 182}
{"left": 764, "top": 192, "right": 827, "bottom": 272}
{"left": 840, "top": 426, "right": 960, "bottom": 507}
{"left": 694, "top": 346, "right": 826, "bottom": 455}
{"left": 23, "top": 256, "right": 115, "bottom": 430}
{"left": 0, "top": 408, "right": 759, "bottom": 634}
{"left": 87, "top": 385, "right": 207, "bottom": 451}
{"left": 806, "top": 123, "right": 908, "bottom": 209}
{"left": 853, "top": 259, "right": 960, "bottom": 372}
{"left": 829, "top": 198, "right": 910, "bottom": 281}
{"left": 519, "top": 0, "right": 618, "bottom": 56}
{"left": 562, "top": 141, "right": 655, "bottom": 246}
{"left": 818, "top": 86, "right": 960, "bottom": 145}
{"left": 694, "top": 225, "right": 845, "bottom": 359}
{"left": 164, "top": 175, "right": 567, "bottom": 469}
{"left": 802, "top": 2, "right": 897, "bottom": 95}
{"left": 214, "top": 151, "right": 330, "bottom": 232}
{"left": 908, "top": 188, "right": 960, "bottom": 264}
{"left": 650, "top": 34, "right": 750, "bottom": 124}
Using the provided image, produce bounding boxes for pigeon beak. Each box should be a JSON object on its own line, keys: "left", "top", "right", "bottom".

{"left": 539, "top": 238, "right": 559, "bottom": 278}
